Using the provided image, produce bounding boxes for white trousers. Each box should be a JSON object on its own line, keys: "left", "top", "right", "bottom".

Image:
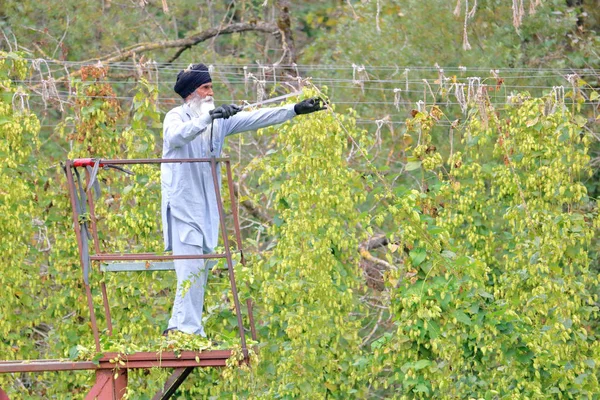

{"left": 167, "top": 216, "right": 214, "bottom": 336}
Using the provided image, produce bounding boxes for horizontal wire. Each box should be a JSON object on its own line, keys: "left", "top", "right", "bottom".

{"left": 20, "top": 65, "right": 595, "bottom": 77}
{"left": 19, "top": 90, "right": 600, "bottom": 105}
{"left": 17, "top": 58, "right": 600, "bottom": 73}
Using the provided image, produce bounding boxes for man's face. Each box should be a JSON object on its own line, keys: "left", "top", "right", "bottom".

{"left": 186, "top": 82, "right": 215, "bottom": 116}
{"left": 194, "top": 82, "right": 214, "bottom": 99}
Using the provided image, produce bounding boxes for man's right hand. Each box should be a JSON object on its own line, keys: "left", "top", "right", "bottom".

{"left": 209, "top": 104, "right": 243, "bottom": 120}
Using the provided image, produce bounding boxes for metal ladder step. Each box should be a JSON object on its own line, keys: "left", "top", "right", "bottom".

{"left": 101, "top": 261, "right": 175, "bottom": 272}
{"left": 100, "top": 260, "right": 229, "bottom": 272}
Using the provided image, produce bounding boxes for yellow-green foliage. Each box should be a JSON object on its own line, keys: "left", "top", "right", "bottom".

{"left": 0, "top": 53, "right": 49, "bottom": 388}
{"left": 370, "top": 95, "right": 599, "bottom": 399}
{"left": 0, "top": 53, "right": 598, "bottom": 399}
{"left": 247, "top": 91, "right": 370, "bottom": 398}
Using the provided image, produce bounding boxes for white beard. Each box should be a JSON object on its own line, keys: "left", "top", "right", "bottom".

{"left": 187, "top": 95, "right": 215, "bottom": 117}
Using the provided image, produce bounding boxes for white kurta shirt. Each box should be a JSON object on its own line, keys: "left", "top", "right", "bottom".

{"left": 161, "top": 102, "right": 297, "bottom": 251}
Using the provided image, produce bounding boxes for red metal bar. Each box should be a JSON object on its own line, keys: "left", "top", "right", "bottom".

{"left": 61, "top": 157, "right": 251, "bottom": 363}
{"left": 246, "top": 299, "right": 257, "bottom": 341}
{"left": 85, "top": 369, "right": 127, "bottom": 400}
{"left": 85, "top": 168, "right": 113, "bottom": 336}
{"left": 224, "top": 162, "right": 245, "bottom": 262}
{"left": 99, "top": 283, "right": 113, "bottom": 335}
{"left": 73, "top": 158, "right": 101, "bottom": 168}
{"left": 103, "top": 350, "right": 232, "bottom": 361}
{"left": 84, "top": 370, "right": 111, "bottom": 400}
{"left": 84, "top": 168, "right": 102, "bottom": 256}
{"left": 102, "top": 359, "right": 227, "bottom": 368}
{"left": 210, "top": 157, "right": 248, "bottom": 357}
{"left": 0, "top": 350, "right": 234, "bottom": 373}
{"left": 72, "top": 158, "right": 230, "bottom": 168}
{"left": 225, "top": 162, "right": 257, "bottom": 341}
{"left": 0, "top": 360, "right": 98, "bottom": 373}
{"left": 85, "top": 285, "right": 101, "bottom": 352}
{"left": 64, "top": 160, "right": 101, "bottom": 352}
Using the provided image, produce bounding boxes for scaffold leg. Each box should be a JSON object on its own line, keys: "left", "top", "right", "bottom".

{"left": 85, "top": 369, "right": 127, "bottom": 400}
{"left": 152, "top": 367, "right": 194, "bottom": 400}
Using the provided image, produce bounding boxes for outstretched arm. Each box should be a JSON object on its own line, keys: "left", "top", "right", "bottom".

{"left": 222, "top": 104, "right": 297, "bottom": 137}
{"left": 219, "top": 98, "right": 327, "bottom": 136}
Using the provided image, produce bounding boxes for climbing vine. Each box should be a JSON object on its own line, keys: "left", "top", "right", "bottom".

{"left": 0, "top": 52, "right": 598, "bottom": 398}
{"left": 367, "top": 94, "right": 599, "bottom": 398}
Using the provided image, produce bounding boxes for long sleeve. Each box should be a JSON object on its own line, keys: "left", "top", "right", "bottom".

{"left": 222, "top": 104, "right": 297, "bottom": 137}
{"left": 163, "top": 108, "right": 213, "bottom": 149}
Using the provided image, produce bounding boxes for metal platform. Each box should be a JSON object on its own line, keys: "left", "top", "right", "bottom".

{"left": 0, "top": 350, "right": 233, "bottom": 372}
{"left": 0, "top": 350, "right": 237, "bottom": 400}
{"left": 100, "top": 260, "right": 235, "bottom": 272}
{"left": 0, "top": 157, "right": 255, "bottom": 399}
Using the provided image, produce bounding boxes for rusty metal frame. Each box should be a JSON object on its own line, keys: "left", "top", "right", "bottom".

{"left": 0, "top": 350, "right": 233, "bottom": 372}
{"left": 0, "top": 157, "right": 256, "bottom": 399}
{"left": 62, "top": 157, "right": 254, "bottom": 355}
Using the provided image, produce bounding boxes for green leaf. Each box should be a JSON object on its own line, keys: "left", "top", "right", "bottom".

{"left": 414, "top": 360, "right": 431, "bottom": 370}
{"left": 91, "top": 352, "right": 104, "bottom": 366}
{"left": 68, "top": 346, "right": 80, "bottom": 360}
{"left": 452, "top": 311, "right": 472, "bottom": 326}
{"left": 414, "top": 384, "right": 430, "bottom": 394}
{"left": 529, "top": 252, "right": 539, "bottom": 265}
{"left": 419, "top": 260, "right": 433, "bottom": 274}
{"left": 574, "top": 115, "right": 587, "bottom": 127}
{"left": 405, "top": 161, "right": 422, "bottom": 171}
{"left": 427, "top": 320, "right": 440, "bottom": 339}
{"left": 574, "top": 373, "right": 588, "bottom": 385}
{"left": 410, "top": 249, "right": 426, "bottom": 266}
{"left": 427, "top": 226, "right": 444, "bottom": 235}
{"left": 477, "top": 290, "right": 494, "bottom": 300}
{"left": 273, "top": 215, "right": 284, "bottom": 227}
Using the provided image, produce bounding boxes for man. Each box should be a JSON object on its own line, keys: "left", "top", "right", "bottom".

{"left": 161, "top": 63, "right": 324, "bottom": 336}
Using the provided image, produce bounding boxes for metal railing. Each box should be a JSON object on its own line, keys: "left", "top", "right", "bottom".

{"left": 64, "top": 157, "right": 256, "bottom": 355}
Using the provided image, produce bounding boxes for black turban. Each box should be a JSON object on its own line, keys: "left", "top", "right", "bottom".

{"left": 174, "top": 63, "right": 212, "bottom": 98}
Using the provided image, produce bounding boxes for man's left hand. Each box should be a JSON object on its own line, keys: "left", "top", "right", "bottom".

{"left": 294, "top": 98, "right": 328, "bottom": 115}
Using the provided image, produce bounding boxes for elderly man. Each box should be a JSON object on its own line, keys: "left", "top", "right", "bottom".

{"left": 162, "top": 63, "right": 324, "bottom": 336}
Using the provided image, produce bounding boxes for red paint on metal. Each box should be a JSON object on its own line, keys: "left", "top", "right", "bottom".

{"left": 210, "top": 157, "right": 248, "bottom": 357}
{"left": 102, "top": 350, "right": 232, "bottom": 360}
{"left": 0, "top": 158, "right": 254, "bottom": 396}
{"left": 73, "top": 158, "right": 102, "bottom": 168}
{"left": 247, "top": 298, "right": 257, "bottom": 341}
{"left": 84, "top": 370, "right": 110, "bottom": 399}
{"left": 85, "top": 369, "right": 127, "bottom": 400}
{"left": 0, "top": 350, "right": 235, "bottom": 373}
{"left": 72, "top": 157, "right": 229, "bottom": 166}
{"left": 226, "top": 162, "right": 257, "bottom": 342}
{"left": 84, "top": 168, "right": 113, "bottom": 336}
{"left": 65, "top": 161, "right": 101, "bottom": 351}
